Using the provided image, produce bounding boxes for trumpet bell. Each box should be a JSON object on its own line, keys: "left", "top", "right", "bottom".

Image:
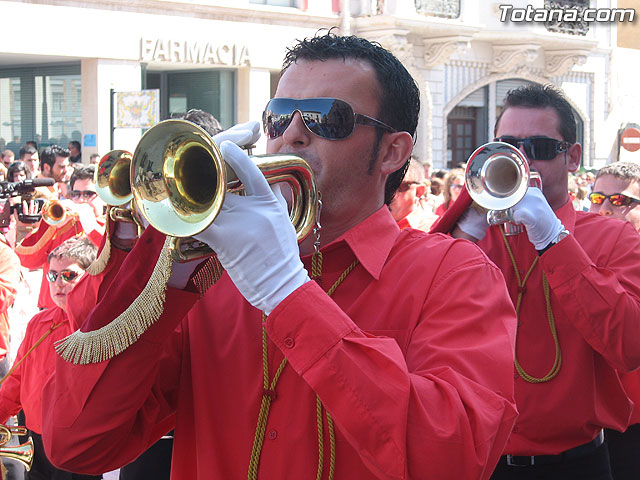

{"left": 131, "top": 119, "right": 225, "bottom": 238}
{"left": 131, "top": 119, "right": 318, "bottom": 245}
{"left": 465, "top": 141, "right": 530, "bottom": 211}
{"left": 41, "top": 200, "right": 68, "bottom": 226}
{"left": 95, "top": 150, "right": 134, "bottom": 207}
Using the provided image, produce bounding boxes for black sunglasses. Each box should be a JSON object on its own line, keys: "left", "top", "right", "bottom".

{"left": 46, "top": 269, "right": 81, "bottom": 283}
{"left": 397, "top": 181, "right": 420, "bottom": 193}
{"left": 71, "top": 190, "right": 97, "bottom": 200}
{"left": 263, "top": 97, "right": 397, "bottom": 140}
{"left": 495, "top": 136, "right": 571, "bottom": 161}
{"left": 589, "top": 192, "right": 640, "bottom": 207}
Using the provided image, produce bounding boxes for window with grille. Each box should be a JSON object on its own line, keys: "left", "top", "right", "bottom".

{"left": 544, "top": 0, "right": 589, "bottom": 36}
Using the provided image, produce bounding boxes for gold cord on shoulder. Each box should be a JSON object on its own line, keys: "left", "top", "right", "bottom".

{"left": 54, "top": 236, "right": 173, "bottom": 365}
{"left": 500, "top": 227, "right": 562, "bottom": 383}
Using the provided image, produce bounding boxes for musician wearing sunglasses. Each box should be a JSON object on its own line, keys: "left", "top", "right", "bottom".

{"left": 589, "top": 162, "right": 640, "bottom": 233}
{"left": 389, "top": 158, "right": 438, "bottom": 232}
{"left": 42, "top": 33, "right": 518, "bottom": 480}
{"left": 446, "top": 84, "right": 640, "bottom": 479}
{"left": 15, "top": 165, "right": 105, "bottom": 310}
{"left": 588, "top": 161, "right": 640, "bottom": 480}
{"left": 0, "top": 237, "right": 101, "bottom": 480}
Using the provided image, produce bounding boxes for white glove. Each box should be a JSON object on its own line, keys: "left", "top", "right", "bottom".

{"left": 211, "top": 121, "right": 261, "bottom": 150}
{"left": 509, "top": 188, "right": 565, "bottom": 251}
{"left": 72, "top": 203, "right": 101, "bottom": 234}
{"left": 193, "top": 141, "right": 310, "bottom": 314}
{"left": 167, "top": 121, "right": 262, "bottom": 289}
{"left": 456, "top": 207, "right": 490, "bottom": 241}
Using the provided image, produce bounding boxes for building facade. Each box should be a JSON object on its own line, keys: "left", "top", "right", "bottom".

{"left": 0, "top": 0, "right": 638, "bottom": 168}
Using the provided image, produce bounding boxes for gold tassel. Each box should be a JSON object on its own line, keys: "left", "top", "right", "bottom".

{"left": 55, "top": 236, "right": 173, "bottom": 365}
{"left": 86, "top": 221, "right": 111, "bottom": 276}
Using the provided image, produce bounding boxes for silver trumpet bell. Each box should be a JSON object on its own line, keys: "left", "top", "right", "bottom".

{"left": 465, "top": 141, "right": 540, "bottom": 235}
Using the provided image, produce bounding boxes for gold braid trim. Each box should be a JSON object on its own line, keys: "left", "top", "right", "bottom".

{"left": 54, "top": 236, "right": 173, "bottom": 365}
{"left": 86, "top": 220, "right": 111, "bottom": 276}
{"left": 14, "top": 221, "right": 64, "bottom": 256}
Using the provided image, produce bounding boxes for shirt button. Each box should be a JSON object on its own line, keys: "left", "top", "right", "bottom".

{"left": 284, "top": 337, "right": 295, "bottom": 348}
{"left": 514, "top": 373, "right": 519, "bottom": 380}
{"left": 268, "top": 429, "right": 277, "bottom": 440}
{"left": 512, "top": 426, "right": 519, "bottom": 433}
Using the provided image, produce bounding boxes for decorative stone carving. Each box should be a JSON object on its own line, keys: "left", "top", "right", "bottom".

{"left": 368, "top": 30, "right": 416, "bottom": 69}
{"left": 544, "top": 50, "right": 588, "bottom": 77}
{"left": 423, "top": 36, "right": 471, "bottom": 67}
{"left": 490, "top": 44, "right": 540, "bottom": 74}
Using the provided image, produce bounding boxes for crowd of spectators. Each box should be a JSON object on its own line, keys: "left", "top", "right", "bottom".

{"left": 0, "top": 98, "right": 638, "bottom": 480}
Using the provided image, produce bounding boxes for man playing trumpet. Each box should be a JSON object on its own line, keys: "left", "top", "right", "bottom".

{"left": 444, "top": 84, "right": 640, "bottom": 479}
{"left": 42, "top": 32, "right": 518, "bottom": 479}
{"left": 16, "top": 166, "right": 105, "bottom": 310}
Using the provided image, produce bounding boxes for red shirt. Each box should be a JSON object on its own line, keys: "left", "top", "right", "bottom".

{"left": 66, "top": 246, "right": 128, "bottom": 331}
{"left": 396, "top": 206, "right": 438, "bottom": 232}
{"left": 0, "top": 242, "right": 20, "bottom": 360}
{"left": 43, "top": 207, "right": 518, "bottom": 479}
{"left": 0, "top": 307, "right": 71, "bottom": 433}
{"left": 16, "top": 218, "right": 104, "bottom": 309}
{"left": 478, "top": 201, "right": 640, "bottom": 455}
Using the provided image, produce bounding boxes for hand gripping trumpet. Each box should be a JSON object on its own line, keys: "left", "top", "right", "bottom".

{"left": 55, "top": 119, "right": 319, "bottom": 365}
{"left": 465, "top": 141, "right": 541, "bottom": 236}
{"left": 130, "top": 119, "right": 318, "bottom": 261}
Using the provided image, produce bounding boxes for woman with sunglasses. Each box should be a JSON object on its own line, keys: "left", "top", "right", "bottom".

{"left": 43, "top": 33, "right": 518, "bottom": 480}
{"left": 447, "top": 84, "right": 640, "bottom": 480}
{"left": 435, "top": 168, "right": 465, "bottom": 217}
{"left": 0, "top": 237, "right": 101, "bottom": 480}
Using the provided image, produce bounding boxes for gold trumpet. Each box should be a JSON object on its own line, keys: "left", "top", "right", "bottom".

{"left": 94, "top": 150, "right": 143, "bottom": 228}
{"left": 0, "top": 425, "right": 33, "bottom": 471}
{"left": 41, "top": 199, "right": 74, "bottom": 226}
{"left": 130, "top": 119, "right": 318, "bottom": 261}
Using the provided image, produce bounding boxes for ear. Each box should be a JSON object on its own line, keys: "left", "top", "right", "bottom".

{"left": 566, "top": 143, "right": 582, "bottom": 173}
{"left": 42, "top": 164, "right": 51, "bottom": 176}
{"left": 379, "top": 131, "right": 414, "bottom": 176}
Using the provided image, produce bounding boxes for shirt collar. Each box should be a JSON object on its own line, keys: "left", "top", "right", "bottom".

{"left": 322, "top": 206, "right": 400, "bottom": 281}
{"left": 554, "top": 199, "right": 577, "bottom": 231}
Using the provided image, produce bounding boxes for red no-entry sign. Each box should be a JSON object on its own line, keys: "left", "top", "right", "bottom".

{"left": 621, "top": 127, "right": 640, "bottom": 153}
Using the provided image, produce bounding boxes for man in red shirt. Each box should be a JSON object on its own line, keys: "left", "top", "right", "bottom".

{"left": 16, "top": 165, "right": 105, "bottom": 309}
{"left": 389, "top": 157, "right": 438, "bottom": 232}
{"left": 588, "top": 161, "right": 640, "bottom": 480}
{"left": 451, "top": 84, "right": 640, "bottom": 479}
{"left": 42, "top": 33, "right": 518, "bottom": 479}
{"left": 0, "top": 236, "right": 100, "bottom": 479}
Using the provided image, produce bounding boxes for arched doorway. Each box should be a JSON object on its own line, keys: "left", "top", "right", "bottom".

{"left": 445, "top": 79, "right": 585, "bottom": 168}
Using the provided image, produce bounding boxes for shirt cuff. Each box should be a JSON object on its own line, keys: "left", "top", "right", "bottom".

{"left": 266, "top": 280, "right": 356, "bottom": 375}
{"left": 540, "top": 234, "right": 591, "bottom": 287}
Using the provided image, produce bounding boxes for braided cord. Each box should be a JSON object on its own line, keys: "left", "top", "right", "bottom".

{"left": 0, "top": 321, "right": 64, "bottom": 388}
{"left": 500, "top": 227, "right": 562, "bottom": 383}
{"left": 248, "top": 259, "right": 359, "bottom": 479}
